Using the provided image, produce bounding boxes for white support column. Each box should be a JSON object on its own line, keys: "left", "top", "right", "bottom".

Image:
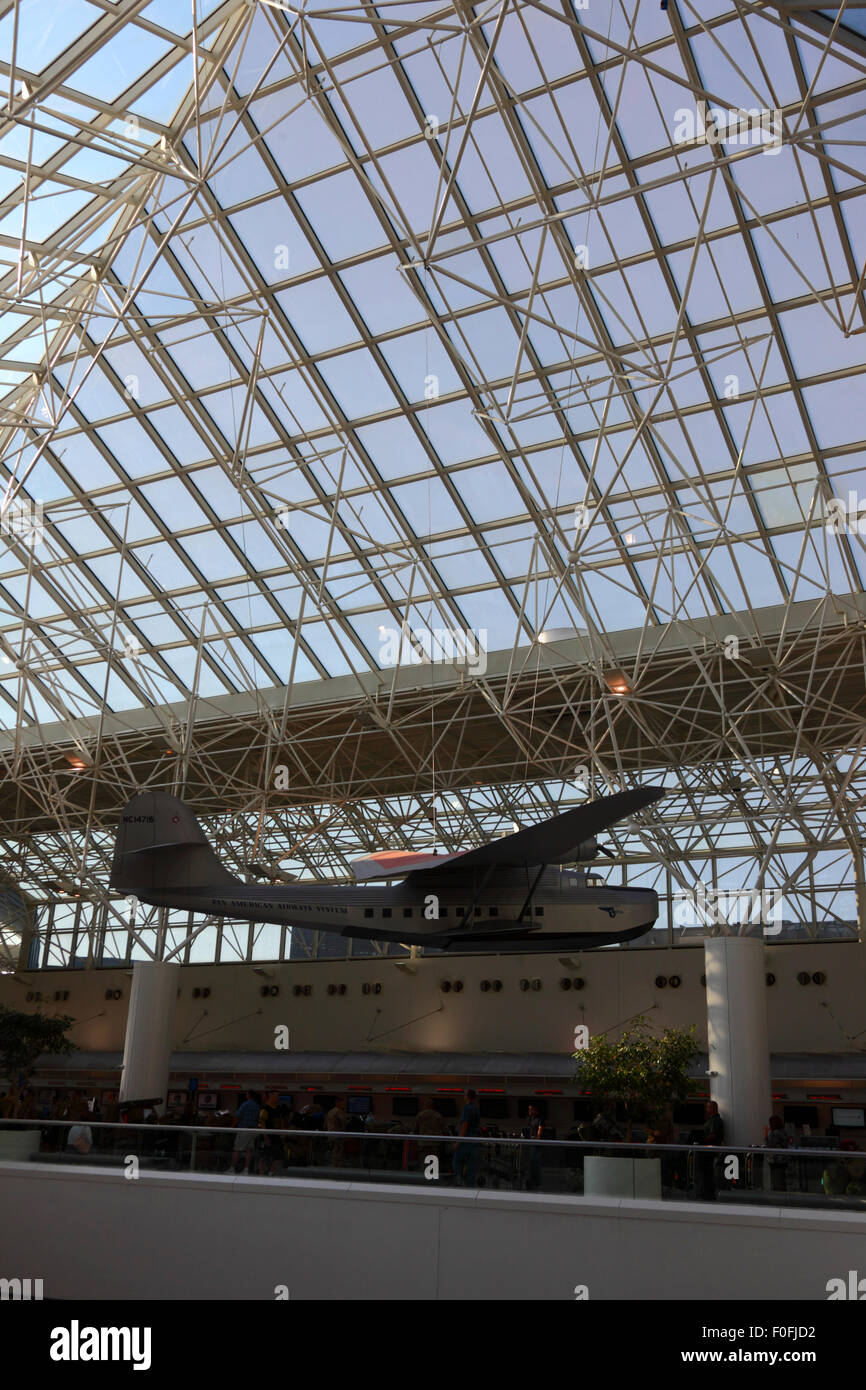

{"left": 704, "top": 936, "right": 771, "bottom": 1149}
{"left": 119, "top": 962, "right": 179, "bottom": 1112}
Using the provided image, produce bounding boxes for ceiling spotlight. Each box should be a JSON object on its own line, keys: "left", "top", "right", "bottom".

{"left": 604, "top": 670, "right": 630, "bottom": 695}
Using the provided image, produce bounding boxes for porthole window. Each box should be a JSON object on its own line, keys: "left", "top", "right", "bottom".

{"left": 560, "top": 978, "right": 572, "bottom": 991}
{"left": 655, "top": 975, "right": 667, "bottom": 988}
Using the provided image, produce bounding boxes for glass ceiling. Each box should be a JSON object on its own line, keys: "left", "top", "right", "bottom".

{"left": 0, "top": 0, "right": 864, "bottom": 956}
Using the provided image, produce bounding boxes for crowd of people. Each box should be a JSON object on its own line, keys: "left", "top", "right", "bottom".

{"left": 3, "top": 1085, "right": 866, "bottom": 1199}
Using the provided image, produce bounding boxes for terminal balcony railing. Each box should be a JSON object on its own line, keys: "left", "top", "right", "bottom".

{"left": 1, "top": 1117, "right": 864, "bottom": 1212}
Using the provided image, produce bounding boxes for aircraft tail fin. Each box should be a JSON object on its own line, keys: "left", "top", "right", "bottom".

{"left": 110, "top": 792, "right": 240, "bottom": 896}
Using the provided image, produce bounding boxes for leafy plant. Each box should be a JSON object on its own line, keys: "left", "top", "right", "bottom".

{"left": 0, "top": 1003, "right": 77, "bottom": 1084}
{"left": 573, "top": 1015, "right": 700, "bottom": 1138}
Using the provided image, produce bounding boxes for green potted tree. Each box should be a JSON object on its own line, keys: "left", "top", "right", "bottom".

{"left": 0, "top": 1003, "right": 77, "bottom": 1159}
{"left": 573, "top": 1015, "right": 700, "bottom": 1197}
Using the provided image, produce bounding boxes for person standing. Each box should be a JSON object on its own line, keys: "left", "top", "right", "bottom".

{"left": 258, "top": 1091, "right": 285, "bottom": 1176}
{"left": 525, "top": 1104, "right": 544, "bottom": 1191}
{"left": 452, "top": 1088, "right": 481, "bottom": 1187}
{"left": 326, "top": 1096, "right": 349, "bottom": 1169}
{"left": 696, "top": 1100, "right": 724, "bottom": 1200}
{"left": 232, "top": 1090, "right": 261, "bottom": 1174}
{"left": 762, "top": 1114, "right": 791, "bottom": 1193}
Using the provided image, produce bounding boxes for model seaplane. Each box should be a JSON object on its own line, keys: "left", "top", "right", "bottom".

{"left": 110, "top": 786, "right": 665, "bottom": 954}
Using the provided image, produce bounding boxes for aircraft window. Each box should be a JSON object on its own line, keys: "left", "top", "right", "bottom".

{"left": 364, "top": 908, "right": 374, "bottom": 918}
{"left": 403, "top": 907, "right": 412, "bottom": 918}
{"left": 489, "top": 906, "right": 498, "bottom": 917}
{"left": 382, "top": 908, "right": 392, "bottom": 919}
{"left": 534, "top": 906, "right": 544, "bottom": 916}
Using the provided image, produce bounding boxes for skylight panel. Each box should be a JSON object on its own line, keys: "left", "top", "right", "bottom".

{"left": 72, "top": 29, "right": 174, "bottom": 102}
{"left": 103, "top": 344, "right": 168, "bottom": 410}
{"left": 148, "top": 403, "right": 214, "bottom": 465}
{"left": 128, "top": 58, "right": 194, "bottom": 123}
{"left": 368, "top": 143, "right": 448, "bottom": 237}
{"left": 84, "top": 553, "right": 153, "bottom": 602}
{"left": 417, "top": 398, "right": 493, "bottom": 464}
{"left": 637, "top": 156, "right": 733, "bottom": 245}
{"left": 0, "top": 1, "right": 101, "bottom": 75}
{"left": 295, "top": 169, "right": 390, "bottom": 260}
{"left": 334, "top": 65, "right": 420, "bottom": 152}
{"left": 772, "top": 528, "right": 850, "bottom": 598}
{"left": 253, "top": 90, "right": 348, "bottom": 184}
{"left": 454, "top": 586, "right": 520, "bottom": 651}
{"left": 158, "top": 329, "right": 236, "bottom": 395}
{"left": 257, "top": 371, "right": 330, "bottom": 436}
{"left": 389, "top": 475, "right": 465, "bottom": 534}
{"left": 316, "top": 347, "right": 397, "bottom": 418}
{"left": 201, "top": 386, "right": 281, "bottom": 451}
{"left": 355, "top": 414, "right": 429, "bottom": 480}
{"left": 697, "top": 322, "right": 788, "bottom": 395}
{"left": 377, "top": 327, "right": 464, "bottom": 401}
{"left": 600, "top": 49, "right": 690, "bottom": 160}
{"left": 725, "top": 394, "right": 811, "bottom": 463}
{"left": 484, "top": 521, "right": 536, "bottom": 579}
{"left": 298, "top": 618, "right": 354, "bottom": 676}
{"left": 276, "top": 277, "right": 360, "bottom": 354}
{"left": 727, "top": 537, "right": 786, "bottom": 599}
{"left": 666, "top": 235, "right": 762, "bottom": 321}
{"left": 451, "top": 110, "right": 537, "bottom": 215}
{"left": 752, "top": 463, "right": 820, "bottom": 528}
{"left": 425, "top": 535, "right": 493, "bottom": 590}
{"left": 446, "top": 305, "right": 522, "bottom": 384}
{"left": 95, "top": 418, "right": 170, "bottom": 480}
{"left": 452, "top": 459, "right": 523, "bottom": 524}
{"left": 781, "top": 301, "right": 866, "bottom": 380}
{"left": 575, "top": 564, "right": 650, "bottom": 631}
{"left": 727, "top": 142, "right": 827, "bottom": 218}
{"left": 229, "top": 200, "right": 321, "bottom": 282}
{"left": 338, "top": 254, "right": 421, "bottom": 334}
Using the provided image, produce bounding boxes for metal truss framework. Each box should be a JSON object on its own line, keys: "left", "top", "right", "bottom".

{"left": 0, "top": 0, "right": 863, "bottom": 968}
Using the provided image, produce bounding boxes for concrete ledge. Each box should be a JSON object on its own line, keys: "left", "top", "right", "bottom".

{"left": 1, "top": 1161, "right": 863, "bottom": 1300}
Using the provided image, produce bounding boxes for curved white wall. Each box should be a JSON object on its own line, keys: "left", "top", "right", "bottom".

{"left": 0, "top": 1162, "right": 864, "bottom": 1301}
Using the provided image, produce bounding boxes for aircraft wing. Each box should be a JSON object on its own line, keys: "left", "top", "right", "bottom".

{"left": 350, "top": 849, "right": 464, "bottom": 881}
{"left": 416, "top": 786, "right": 665, "bottom": 874}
